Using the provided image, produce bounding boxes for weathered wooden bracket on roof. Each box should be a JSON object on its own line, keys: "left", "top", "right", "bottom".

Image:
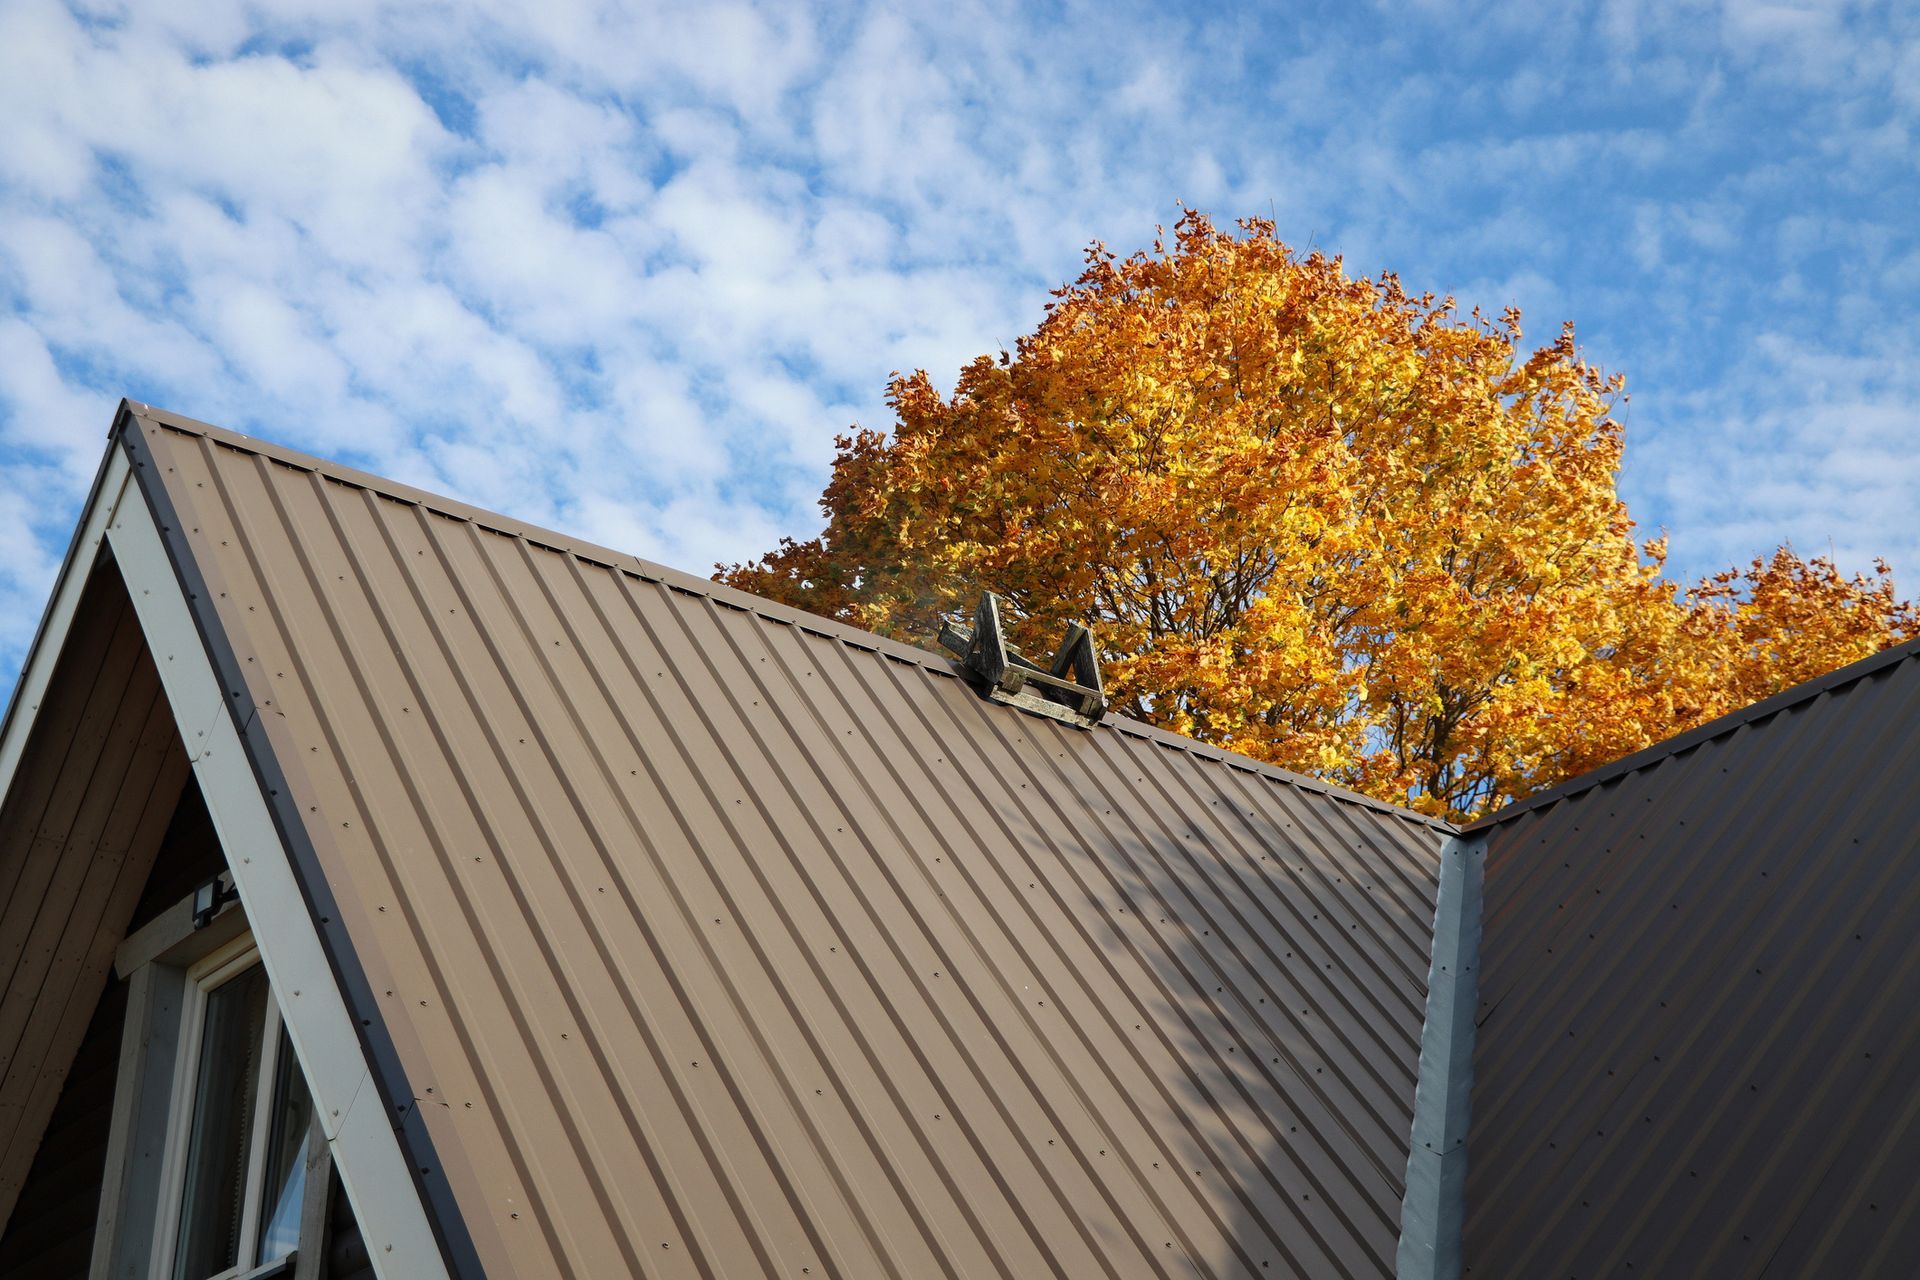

{"left": 939, "top": 591, "right": 1107, "bottom": 728}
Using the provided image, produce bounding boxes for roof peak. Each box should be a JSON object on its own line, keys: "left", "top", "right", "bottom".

{"left": 113, "top": 400, "right": 1453, "bottom": 833}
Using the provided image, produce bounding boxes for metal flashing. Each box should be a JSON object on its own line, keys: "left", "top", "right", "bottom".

{"left": 1396, "top": 833, "right": 1485, "bottom": 1280}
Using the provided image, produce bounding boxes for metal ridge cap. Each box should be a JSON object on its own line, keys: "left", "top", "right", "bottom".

{"left": 123, "top": 401, "right": 1458, "bottom": 837}
{"left": 1396, "top": 830, "right": 1486, "bottom": 1280}
{"left": 1465, "top": 635, "right": 1920, "bottom": 832}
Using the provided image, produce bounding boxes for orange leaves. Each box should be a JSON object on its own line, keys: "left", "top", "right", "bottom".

{"left": 721, "top": 210, "right": 1913, "bottom": 821}
{"left": 1678, "top": 549, "right": 1916, "bottom": 714}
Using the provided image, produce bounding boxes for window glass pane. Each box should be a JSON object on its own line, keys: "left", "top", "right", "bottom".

{"left": 255, "top": 1027, "right": 314, "bottom": 1262}
{"left": 173, "top": 963, "right": 269, "bottom": 1280}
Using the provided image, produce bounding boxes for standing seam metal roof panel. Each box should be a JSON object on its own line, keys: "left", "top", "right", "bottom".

{"left": 124, "top": 405, "right": 1447, "bottom": 1279}
{"left": 1465, "top": 644, "right": 1920, "bottom": 1277}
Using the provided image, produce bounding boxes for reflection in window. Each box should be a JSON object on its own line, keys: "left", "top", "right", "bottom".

{"left": 255, "top": 1026, "right": 315, "bottom": 1262}
{"left": 163, "top": 945, "right": 318, "bottom": 1280}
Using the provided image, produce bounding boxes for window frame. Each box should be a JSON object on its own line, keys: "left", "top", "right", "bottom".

{"left": 92, "top": 887, "right": 333, "bottom": 1280}
{"left": 149, "top": 934, "right": 305, "bottom": 1280}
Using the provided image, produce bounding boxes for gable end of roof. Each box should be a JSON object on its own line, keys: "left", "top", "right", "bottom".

{"left": 114, "top": 405, "right": 484, "bottom": 1279}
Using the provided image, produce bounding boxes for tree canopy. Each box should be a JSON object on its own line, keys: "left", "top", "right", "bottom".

{"left": 724, "top": 212, "right": 1914, "bottom": 820}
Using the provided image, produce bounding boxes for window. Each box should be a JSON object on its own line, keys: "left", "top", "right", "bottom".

{"left": 153, "top": 938, "right": 317, "bottom": 1280}
{"left": 97, "top": 878, "right": 338, "bottom": 1280}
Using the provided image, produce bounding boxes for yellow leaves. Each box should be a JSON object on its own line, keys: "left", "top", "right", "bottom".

{"left": 720, "top": 209, "right": 1914, "bottom": 823}
{"left": 1673, "top": 548, "right": 1916, "bottom": 717}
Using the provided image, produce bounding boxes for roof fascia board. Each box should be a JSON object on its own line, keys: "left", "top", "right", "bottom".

{"left": 109, "top": 416, "right": 463, "bottom": 1280}
{"left": 1396, "top": 831, "right": 1486, "bottom": 1280}
{"left": 0, "top": 442, "right": 131, "bottom": 807}
{"left": 1467, "top": 636, "right": 1920, "bottom": 831}
{"left": 122, "top": 403, "right": 1453, "bottom": 834}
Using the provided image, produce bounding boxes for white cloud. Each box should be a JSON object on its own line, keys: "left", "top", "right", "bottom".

{"left": 0, "top": 317, "right": 107, "bottom": 479}
{"left": 0, "top": 0, "right": 1915, "bottom": 688}
{"left": 1632, "top": 330, "right": 1920, "bottom": 582}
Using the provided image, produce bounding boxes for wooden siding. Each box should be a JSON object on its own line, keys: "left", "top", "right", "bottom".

{"left": 0, "top": 976, "right": 128, "bottom": 1278}
{"left": 0, "top": 560, "right": 192, "bottom": 1229}
{"left": 127, "top": 778, "right": 222, "bottom": 936}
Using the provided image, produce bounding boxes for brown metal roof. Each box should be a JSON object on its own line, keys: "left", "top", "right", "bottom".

{"left": 119, "top": 404, "right": 1447, "bottom": 1279}
{"left": 1465, "top": 644, "right": 1920, "bottom": 1277}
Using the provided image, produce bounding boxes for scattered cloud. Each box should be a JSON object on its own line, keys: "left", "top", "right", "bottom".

{"left": 1, "top": 0, "right": 1916, "bottom": 697}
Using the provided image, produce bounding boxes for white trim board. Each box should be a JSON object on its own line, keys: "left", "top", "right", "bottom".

{"left": 106, "top": 463, "right": 449, "bottom": 1280}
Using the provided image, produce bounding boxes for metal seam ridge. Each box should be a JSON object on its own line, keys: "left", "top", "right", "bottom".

{"left": 1396, "top": 832, "right": 1486, "bottom": 1280}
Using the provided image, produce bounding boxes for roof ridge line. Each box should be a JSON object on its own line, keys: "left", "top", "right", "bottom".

{"left": 1467, "top": 632, "right": 1920, "bottom": 831}
{"left": 118, "top": 402, "right": 1454, "bottom": 835}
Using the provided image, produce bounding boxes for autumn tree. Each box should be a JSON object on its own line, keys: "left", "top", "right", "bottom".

{"left": 1681, "top": 550, "right": 1917, "bottom": 715}
{"left": 724, "top": 211, "right": 1913, "bottom": 819}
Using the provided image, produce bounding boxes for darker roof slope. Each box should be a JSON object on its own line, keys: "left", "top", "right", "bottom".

{"left": 1463, "top": 639, "right": 1920, "bottom": 1276}
{"left": 1467, "top": 634, "right": 1920, "bottom": 831}
{"left": 119, "top": 402, "right": 1448, "bottom": 1279}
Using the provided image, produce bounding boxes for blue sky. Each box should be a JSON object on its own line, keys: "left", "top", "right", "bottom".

{"left": 3, "top": 0, "right": 1917, "bottom": 700}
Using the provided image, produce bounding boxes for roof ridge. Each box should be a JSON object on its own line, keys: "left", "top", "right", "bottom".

{"left": 117, "top": 401, "right": 1454, "bottom": 835}
{"left": 1467, "top": 632, "right": 1920, "bottom": 830}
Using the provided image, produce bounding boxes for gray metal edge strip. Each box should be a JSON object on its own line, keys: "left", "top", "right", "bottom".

{"left": 1396, "top": 831, "right": 1487, "bottom": 1280}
